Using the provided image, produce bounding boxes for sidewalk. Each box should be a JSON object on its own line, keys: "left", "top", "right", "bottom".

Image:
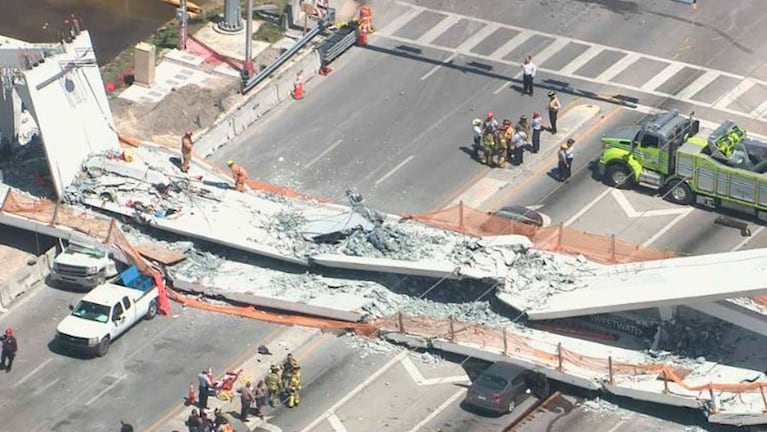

{"left": 448, "top": 103, "right": 603, "bottom": 211}
{"left": 149, "top": 325, "right": 321, "bottom": 432}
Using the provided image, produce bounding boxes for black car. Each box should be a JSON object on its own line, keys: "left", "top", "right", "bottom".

{"left": 464, "top": 362, "right": 535, "bottom": 413}
{"left": 492, "top": 205, "right": 545, "bottom": 227}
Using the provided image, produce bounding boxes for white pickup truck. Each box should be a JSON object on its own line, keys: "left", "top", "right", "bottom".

{"left": 50, "top": 240, "right": 117, "bottom": 290}
{"left": 55, "top": 267, "right": 160, "bottom": 357}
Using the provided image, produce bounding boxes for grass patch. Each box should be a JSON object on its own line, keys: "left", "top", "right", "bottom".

{"left": 254, "top": 22, "right": 284, "bottom": 43}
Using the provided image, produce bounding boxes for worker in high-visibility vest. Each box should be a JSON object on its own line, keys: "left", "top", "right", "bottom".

{"left": 266, "top": 365, "right": 282, "bottom": 407}
{"left": 287, "top": 365, "right": 302, "bottom": 408}
{"left": 227, "top": 160, "right": 249, "bottom": 192}
{"left": 180, "top": 131, "right": 193, "bottom": 173}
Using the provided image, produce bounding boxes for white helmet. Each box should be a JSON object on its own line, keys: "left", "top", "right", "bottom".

{"left": 472, "top": 118, "right": 482, "bottom": 126}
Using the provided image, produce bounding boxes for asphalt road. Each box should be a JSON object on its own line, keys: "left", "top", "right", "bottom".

{"left": 0, "top": 281, "right": 282, "bottom": 432}
{"left": 211, "top": 0, "right": 767, "bottom": 216}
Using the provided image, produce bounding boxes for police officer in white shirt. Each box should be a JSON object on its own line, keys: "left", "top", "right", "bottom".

{"left": 522, "top": 55, "right": 536, "bottom": 96}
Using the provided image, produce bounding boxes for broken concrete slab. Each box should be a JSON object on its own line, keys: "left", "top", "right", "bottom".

{"left": 510, "top": 249, "right": 767, "bottom": 320}
{"left": 172, "top": 278, "right": 368, "bottom": 322}
{"left": 14, "top": 31, "right": 119, "bottom": 199}
{"left": 301, "top": 211, "right": 374, "bottom": 242}
{"left": 310, "top": 254, "right": 462, "bottom": 280}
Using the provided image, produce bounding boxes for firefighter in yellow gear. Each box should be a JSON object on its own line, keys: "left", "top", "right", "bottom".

{"left": 495, "top": 119, "right": 513, "bottom": 168}
{"left": 287, "top": 366, "right": 302, "bottom": 408}
{"left": 517, "top": 115, "right": 530, "bottom": 143}
{"left": 481, "top": 132, "right": 497, "bottom": 166}
{"left": 266, "top": 364, "right": 282, "bottom": 407}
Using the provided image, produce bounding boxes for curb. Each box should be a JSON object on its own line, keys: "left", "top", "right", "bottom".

{"left": 194, "top": 47, "right": 322, "bottom": 158}
{"left": 0, "top": 246, "right": 56, "bottom": 313}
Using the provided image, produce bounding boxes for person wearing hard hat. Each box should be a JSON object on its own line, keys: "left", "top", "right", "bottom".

{"left": 472, "top": 118, "right": 483, "bottom": 160}
{"left": 181, "top": 131, "right": 194, "bottom": 173}
{"left": 286, "top": 365, "right": 302, "bottom": 408}
{"left": 547, "top": 91, "right": 561, "bottom": 134}
{"left": 1, "top": 327, "right": 17, "bottom": 372}
{"left": 266, "top": 365, "right": 282, "bottom": 407}
{"left": 483, "top": 111, "right": 498, "bottom": 135}
{"left": 227, "top": 160, "right": 249, "bottom": 192}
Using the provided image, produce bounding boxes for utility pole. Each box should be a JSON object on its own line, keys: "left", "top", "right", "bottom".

{"left": 243, "top": 0, "right": 254, "bottom": 79}
{"left": 177, "top": 0, "right": 188, "bottom": 50}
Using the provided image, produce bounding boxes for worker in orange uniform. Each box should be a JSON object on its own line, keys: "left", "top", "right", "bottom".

{"left": 181, "top": 131, "right": 193, "bottom": 173}
{"left": 227, "top": 160, "right": 249, "bottom": 192}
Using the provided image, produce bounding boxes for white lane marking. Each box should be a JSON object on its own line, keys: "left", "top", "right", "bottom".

{"left": 713, "top": 78, "right": 755, "bottom": 110}
{"left": 456, "top": 23, "right": 500, "bottom": 53}
{"left": 375, "top": 155, "right": 415, "bottom": 185}
{"left": 405, "top": 389, "right": 466, "bottom": 432}
{"left": 31, "top": 377, "right": 61, "bottom": 396}
{"left": 299, "top": 352, "right": 407, "bottom": 432}
{"left": 564, "top": 188, "right": 611, "bottom": 227}
{"left": 559, "top": 45, "right": 603, "bottom": 75}
{"left": 489, "top": 30, "right": 532, "bottom": 59}
{"left": 606, "top": 418, "right": 630, "bottom": 432}
{"left": 304, "top": 139, "right": 343, "bottom": 169}
{"left": 85, "top": 374, "right": 128, "bottom": 406}
{"left": 640, "top": 62, "right": 685, "bottom": 92}
{"left": 401, "top": 356, "right": 469, "bottom": 386}
{"left": 417, "top": 15, "right": 460, "bottom": 45}
{"left": 641, "top": 209, "right": 693, "bottom": 247}
{"left": 378, "top": 6, "right": 425, "bottom": 36}
{"left": 420, "top": 52, "right": 457, "bottom": 80}
{"left": 611, "top": 189, "right": 690, "bottom": 217}
{"left": 595, "top": 52, "right": 640, "bottom": 82}
{"left": 14, "top": 357, "right": 53, "bottom": 388}
{"left": 327, "top": 414, "right": 349, "bottom": 432}
{"left": 675, "top": 70, "right": 719, "bottom": 100}
{"left": 731, "top": 226, "right": 766, "bottom": 251}
{"left": 750, "top": 99, "right": 767, "bottom": 119}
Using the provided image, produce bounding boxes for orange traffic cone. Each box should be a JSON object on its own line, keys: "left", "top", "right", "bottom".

{"left": 291, "top": 72, "right": 304, "bottom": 100}
{"left": 188, "top": 383, "right": 197, "bottom": 405}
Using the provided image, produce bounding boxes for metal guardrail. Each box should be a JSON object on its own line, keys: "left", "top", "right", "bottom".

{"left": 318, "top": 24, "right": 357, "bottom": 66}
{"left": 241, "top": 8, "right": 336, "bottom": 94}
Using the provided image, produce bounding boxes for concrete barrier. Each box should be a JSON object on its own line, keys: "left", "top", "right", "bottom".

{"left": 195, "top": 48, "right": 322, "bottom": 158}
{"left": 0, "top": 246, "right": 56, "bottom": 311}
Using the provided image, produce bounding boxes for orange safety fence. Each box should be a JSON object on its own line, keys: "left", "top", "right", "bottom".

{"left": 382, "top": 314, "right": 767, "bottom": 401}
{"left": 166, "top": 288, "right": 379, "bottom": 336}
{"left": 403, "top": 203, "right": 677, "bottom": 265}
{"left": 1, "top": 190, "right": 171, "bottom": 315}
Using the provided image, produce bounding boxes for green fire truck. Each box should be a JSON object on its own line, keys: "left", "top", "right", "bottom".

{"left": 598, "top": 110, "right": 767, "bottom": 221}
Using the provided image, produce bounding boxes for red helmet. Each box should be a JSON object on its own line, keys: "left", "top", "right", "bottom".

{"left": 533, "top": 111, "right": 540, "bottom": 118}
{"left": 486, "top": 111, "right": 494, "bottom": 119}
{"left": 4, "top": 328, "right": 11, "bottom": 336}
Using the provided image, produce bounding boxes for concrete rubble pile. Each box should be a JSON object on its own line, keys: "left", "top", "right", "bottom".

{"left": 119, "top": 224, "right": 522, "bottom": 326}
{"left": 62, "top": 145, "right": 601, "bottom": 288}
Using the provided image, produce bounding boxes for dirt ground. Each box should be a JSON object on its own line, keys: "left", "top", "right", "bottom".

{"left": 0, "top": 226, "right": 56, "bottom": 288}
{"left": 110, "top": 45, "right": 284, "bottom": 147}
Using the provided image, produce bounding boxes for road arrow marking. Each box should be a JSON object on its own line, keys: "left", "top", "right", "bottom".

{"left": 400, "top": 356, "right": 469, "bottom": 386}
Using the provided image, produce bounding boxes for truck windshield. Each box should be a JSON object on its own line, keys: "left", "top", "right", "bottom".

{"left": 67, "top": 243, "right": 106, "bottom": 259}
{"left": 72, "top": 301, "right": 110, "bottom": 323}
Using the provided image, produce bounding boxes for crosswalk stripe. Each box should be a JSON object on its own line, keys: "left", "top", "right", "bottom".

{"left": 675, "top": 70, "right": 719, "bottom": 100}
{"left": 488, "top": 30, "right": 532, "bottom": 59}
{"left": 594, "top": 52, "right": 640, "bottom": 82}
{"left": 456, "top": 23, "right": 500, "bottom": 52}
{"left": 378, "top": 6, "right": 424, "bottom": 36}
{"left": 640, "top": 62, "right": 686, "bottom": 92}
{"left": 713, "top": 78, "right": 755, "bottom": 110}
{"left": 559, "top": 45, "right": 603, "bottom": 75}
{"left": 417, "top": 15, "right": 461, "bottom": 45}
{"left": 383, "top": 32, "right": 764, "bottom": 121}
{"left": 531, "top": 38, "right": 569, "bottom": 67}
